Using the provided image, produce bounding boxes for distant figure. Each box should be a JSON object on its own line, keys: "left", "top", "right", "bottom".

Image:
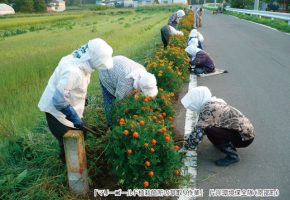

{"left": 195, "top": 7, "right": 203, "bottom": 28}
{"left": 168, "top": 10, "right": 185, "bottom": 29}
{"left": 160, "top": 25, "right": 184, "bottom": 49}
{"left": 185, "top": 45, "right": 215, "bottom": 75}
{"left": 267, "top": 1, "right": 279, "bottom": 11}
{"left": 181, "top": 86, "right": 255, "bottom": 166}
{"left": 187, "top": 29, "right": 204, "bottom": 49}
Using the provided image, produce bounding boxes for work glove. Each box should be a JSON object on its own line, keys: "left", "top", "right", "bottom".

{"left": 185, "top": 127, "right": 204, "bottom": 150}
{"left": 60, "top": 105, "right": 84, "bottom": 129}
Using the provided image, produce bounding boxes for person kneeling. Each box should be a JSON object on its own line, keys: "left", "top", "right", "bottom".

{"left": 185, "top": 45, "right": 215, "bottom": 75}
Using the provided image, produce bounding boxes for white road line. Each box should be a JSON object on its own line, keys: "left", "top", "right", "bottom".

{"left": 178, "top": 74, "right": 198, "bottom": 200}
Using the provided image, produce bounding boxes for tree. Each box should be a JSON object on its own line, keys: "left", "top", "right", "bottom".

{"left": 33, "top": 0, "right": 46, "bottom": 12}
{"left": 229, "top": 0, "right": 253, "bottom": 8}
{"left": 20, "top": 0, "right": 34, "bottom": 12}
{"left": 0, "top": 0, "right": 9, "bottom": 4}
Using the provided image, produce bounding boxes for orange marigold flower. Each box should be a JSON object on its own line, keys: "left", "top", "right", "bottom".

{"left": 175, "top": 169, "right": 179, "bottom": 176}
{"left": 139, "top": 121, "right": 145, "bottom": 126}
{"left": 144, "top": 181, "right": 149, "bottom": 188}
{"left": 148, "top": 171, "right": 154, "bottom": 177}
{"left": 123, "top": 130, "right": 129, "bottom": 136}
{"left": 158, "top": 114, "right": 164, "bottom": 120}
{"left": 133, "top": 132, "right": 139, "bottom": 138}
{"left": 145, "top": 161, "right": 151, "bottom": 167}
{"left": 174, "top": 145, "right": 180, "bottom": 151}
{"left": 119, "top": 118, "right": 125, "bottom": 126}
{"left": 165, "top": 136, "right": 170, "bottom": 142}
{"left": 127, "top": 149, "right": 132, "bottom": 155}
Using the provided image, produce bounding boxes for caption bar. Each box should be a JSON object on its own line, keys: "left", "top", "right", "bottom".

{"left": 94, "top": 188, "right": 279, "bottom": 197}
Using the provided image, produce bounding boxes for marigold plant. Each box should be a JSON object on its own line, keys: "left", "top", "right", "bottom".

{"left": 106, "top": 91, "right": 183, "bottom": 189}
{"left": 105, "top": 11, "right": 195, "bottom": 189}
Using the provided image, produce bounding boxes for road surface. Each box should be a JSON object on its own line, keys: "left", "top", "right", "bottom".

{"left": 193, "top": 10, "right": 290, "bottom": 199}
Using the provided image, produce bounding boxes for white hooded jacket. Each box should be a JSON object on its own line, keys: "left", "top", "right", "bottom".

{"left": 38, "top": 38, "right": 113, "bottom": 128}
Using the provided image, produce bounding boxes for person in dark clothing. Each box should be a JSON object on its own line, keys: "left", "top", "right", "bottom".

{"left": 160, "top": 25, "right": 184, "bottom": 49}
{"left": 185, "top": 45, "right": 215, "bottom": 75}
{"left": 168, "top": 10, "right": 185, "bottom": 29}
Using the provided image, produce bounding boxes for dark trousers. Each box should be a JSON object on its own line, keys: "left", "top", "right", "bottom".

{"left": 45, "top": 112, "right": 71, "bottom": 156}
{"left": 161, "top": 25, "right": 171, "bottom": 49}
{"left": 205, "top": 127, "right": 254, "bottom": 148}
{"left": 100, "top": 82, "right": 116, "bottom": 126}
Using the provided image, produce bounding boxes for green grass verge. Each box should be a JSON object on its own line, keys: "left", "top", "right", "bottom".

{"left": 225, "top": 11, "right": 290, "bottom": 33}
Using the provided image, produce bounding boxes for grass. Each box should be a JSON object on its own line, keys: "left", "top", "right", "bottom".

{"left": 0, "top": 8, "right": 170, "bottom": 136}
{"left": 225, "top": 11, "right": 290, "bottom": 33}
{"left": 0, "top": 5, "right": 185, "bottom": 199}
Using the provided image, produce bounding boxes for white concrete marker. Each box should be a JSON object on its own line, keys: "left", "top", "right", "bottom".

{"left": 178, "top": 74, "right": 199, "bottom": 200}
{"left": 64, "top": 130, "right": 89, "bottom": 196}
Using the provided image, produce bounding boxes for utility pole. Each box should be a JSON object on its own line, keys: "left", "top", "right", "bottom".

{"left": 254, "top": 0, "right": 259, "bottom": 10}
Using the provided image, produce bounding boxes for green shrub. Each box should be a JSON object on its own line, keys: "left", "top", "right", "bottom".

{"left": 146, "top": 58, "right": 183, "bottom": 93}
{"left": 89, "top": 5, "right": 111, "bottom": 11}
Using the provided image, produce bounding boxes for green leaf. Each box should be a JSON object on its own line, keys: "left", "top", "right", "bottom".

{"left": 14, "top": 169, "right": 27, "bottom": 184}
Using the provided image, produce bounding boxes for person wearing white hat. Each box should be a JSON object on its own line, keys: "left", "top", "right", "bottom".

{"left": 98, "top": 56, "right": 158, "bottom": 124}
{"left": 160, "top": 25, "right": 184, "bottom": 49}
{"left": 168, "top": 9, "right": 185, "bottom": 29}
{"left": 181, "top": 86, "right": 255, "bottom": 166}
{"left": 185, "top": 45, "right": 215, "bottom": 75}
{"left": 38, "top": 38, "right": 113, "bottom": 162}
{"left": 187, "top": 29, "right": 204, "bottom": 49}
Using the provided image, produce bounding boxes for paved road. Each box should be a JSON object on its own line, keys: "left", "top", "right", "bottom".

{"left": 194, "top": 10, "right": 290, "bottom": 199}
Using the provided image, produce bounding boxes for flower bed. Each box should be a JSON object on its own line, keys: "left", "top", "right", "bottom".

{"left": 105, "top": 10, "right": 194, "bottom": 189}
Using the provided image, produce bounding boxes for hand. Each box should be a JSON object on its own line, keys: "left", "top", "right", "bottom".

{"left": 60, "top": 105, "right": 84, "bottom": 129}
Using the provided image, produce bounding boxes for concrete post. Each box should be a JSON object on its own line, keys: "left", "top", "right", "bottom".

{"left": 64, "top": 130, "right": 89, "bottom": 196}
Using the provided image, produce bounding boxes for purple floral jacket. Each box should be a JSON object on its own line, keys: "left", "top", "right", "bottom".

{"left": 190, "top": 51, "right": 215, "bottom": 73}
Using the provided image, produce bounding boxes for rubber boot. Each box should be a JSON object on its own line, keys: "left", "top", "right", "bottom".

{"left": 215, "top": 142, "right": 240, "bottom": 166}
